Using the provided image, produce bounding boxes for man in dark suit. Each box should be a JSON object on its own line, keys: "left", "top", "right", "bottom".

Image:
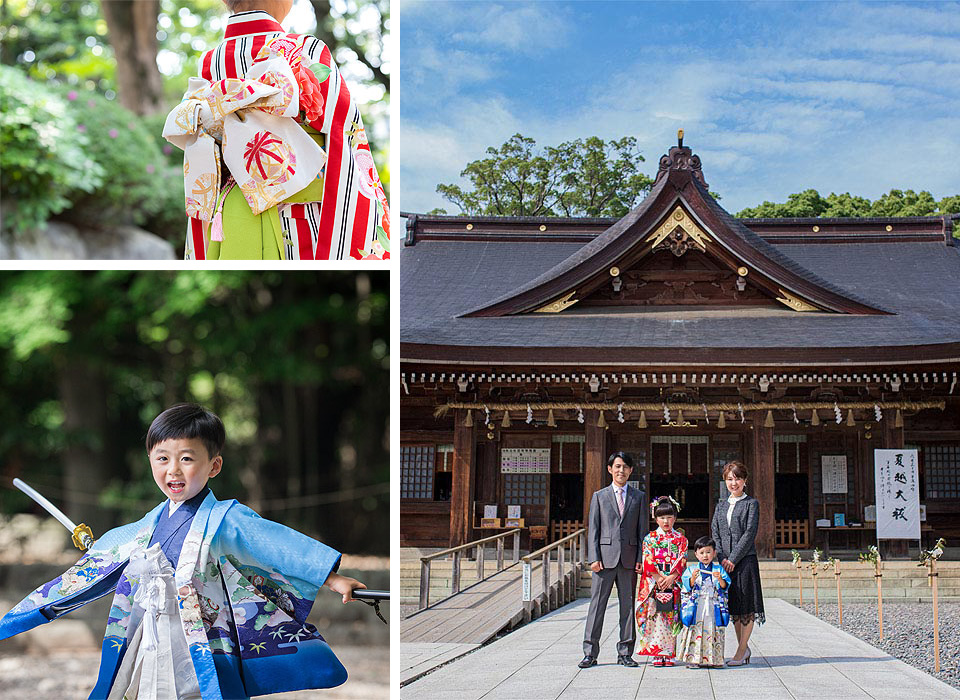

{"left": 580, "top": 451, "right": 645, "bottom": 668}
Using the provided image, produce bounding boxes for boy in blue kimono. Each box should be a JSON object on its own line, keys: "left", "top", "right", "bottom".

{"left": 0, "top": 403, "right": 366, "bottom": 699}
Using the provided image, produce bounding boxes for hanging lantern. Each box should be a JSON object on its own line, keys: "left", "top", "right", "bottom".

{"left": 547, "top": 409, "right": 556, "bottom": 427}
{"left": 717, "top": 411, "right": 726, "bottom": 429}
{"left": 597, "top": 411, "right": 607, "bottom": 428}
{"left": 502, "top": 411, "right": 511, "bottom": 428}
{"left": 764, "top": 410, "right": 775, "bottom": 428}
{"left": 895, "top": 409, "right": 903, "bottom": 428}
{"left": 846, "top": 409, "right": 855, "bottom": 427}
{"left": 463, "top": 409, "right": 473, "bottom": 427}
{"left": 811, "top": 409, "right": 821, "bottom": 426}
{"left": 638, "top": 410, "right": 648, "bottom": 429}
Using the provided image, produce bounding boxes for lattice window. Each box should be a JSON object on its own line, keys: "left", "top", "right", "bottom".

{"left": 401, "top": 444, "right": 435, "bottom": 499}
{"left": 504, "top": 473, "right": 547, "bottom": 505}
{"left": 775, "top": 434, "right": 806, "bottom": 473}
{"left": 924, "top": 443, "right": 960, "bottom": 499}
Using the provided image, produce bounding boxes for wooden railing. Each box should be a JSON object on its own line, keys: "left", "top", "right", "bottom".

{"left": 418, "top": 529, "right": 521, "bottom": 610}
{"left": 776, "top": 519, "right": 809, "bottom": 548}
{"left": 520, "top": 528, "right": 586, "bottom": 622}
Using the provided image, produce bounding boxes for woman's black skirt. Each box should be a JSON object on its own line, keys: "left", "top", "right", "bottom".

{"left": 728, "top": 554, "right": 765, "bottom": 624}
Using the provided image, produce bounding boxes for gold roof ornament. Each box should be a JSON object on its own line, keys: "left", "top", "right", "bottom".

{"left": 776, "top": 289, "right": 821, "bottom": 312}
{"left": 646, "top": 205, "right": 713, "bottom": 252}
{"left": 678, "top": 129, "right": 684, "bottom": 147}
{"left": 534, "top": 291, "right": 578, "bottom": 313}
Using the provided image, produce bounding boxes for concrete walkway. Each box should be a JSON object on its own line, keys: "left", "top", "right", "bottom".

{"left": 400, "top": 598, "right": 959, "bottom": 699}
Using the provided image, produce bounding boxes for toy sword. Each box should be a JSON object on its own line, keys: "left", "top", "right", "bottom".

{"left": 13, "top": 478, "right": 95, "bottom": 551}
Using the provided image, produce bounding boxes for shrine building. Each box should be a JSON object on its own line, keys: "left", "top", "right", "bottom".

{"left": 399, "top": 136, "right": 960, "bottom": 558}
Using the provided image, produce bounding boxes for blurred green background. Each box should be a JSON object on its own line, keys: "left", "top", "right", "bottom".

{"left": 0, "top": 0, "right": 390, "bottom": 255}
{"left": 0, "top": 270, "right": 389, "bottom": 556}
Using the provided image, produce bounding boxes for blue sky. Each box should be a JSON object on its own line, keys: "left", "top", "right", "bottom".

{"left": 396, "top": 0, "right": 960, "bottom": 215}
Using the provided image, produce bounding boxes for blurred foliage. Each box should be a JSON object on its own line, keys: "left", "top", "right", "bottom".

{"left": 0, "top": 271, "right": 390, "bottom": 554}
{"left": 59, "top": 90, "right": 168, "bottom": 228}
{"left": 0, "top": 65, "right": 104, "bottom": 234}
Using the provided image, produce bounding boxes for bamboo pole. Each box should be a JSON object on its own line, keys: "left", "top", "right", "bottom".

{"left": 797, "top": 559, "right": 803, "bottom": 605}
{"left": 834, "top": 559, "right": 843, "bottom": 625}
{"left": 932, "top": 557, "right": 940, "bottom": 673}
{"left": 876, "top": 561, "right": 884, "bottom": 639}
{"left": 812, "top": 566, "right": 820, "bottom": 616}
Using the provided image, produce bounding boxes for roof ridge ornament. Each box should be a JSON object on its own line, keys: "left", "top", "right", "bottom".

{"left": 656, "top": 129, "right": 708, "bottom": 189}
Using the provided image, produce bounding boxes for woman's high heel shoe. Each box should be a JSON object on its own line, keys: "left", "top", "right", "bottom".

{"left": 727, "top": 648, "right": 751, "bottom": 667}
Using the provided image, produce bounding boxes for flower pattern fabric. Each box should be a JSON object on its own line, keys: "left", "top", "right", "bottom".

{"left": 635, "top": 528, "right": 687, "bottom": 658}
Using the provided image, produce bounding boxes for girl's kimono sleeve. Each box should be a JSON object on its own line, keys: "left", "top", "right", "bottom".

{"left": 300, "top": 37, "right": 389, "bottom": 260}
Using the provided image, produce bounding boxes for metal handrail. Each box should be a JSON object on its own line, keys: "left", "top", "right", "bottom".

{"left": 521, "top": 528, "right": 586, "bottom": 605}
{"left": 418, "top": 528, "right": 522, "bottom": 610}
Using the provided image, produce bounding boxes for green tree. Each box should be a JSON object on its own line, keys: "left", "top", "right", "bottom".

{"left": 738, "top": 188, "right": 960, "bottom": 220}
{"left": 437, "top": 133, "right": 654, "bottom": 217}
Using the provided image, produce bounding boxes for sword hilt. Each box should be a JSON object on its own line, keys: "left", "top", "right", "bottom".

{"left": 72, "top": 523, "right": 94, "bottom": 551}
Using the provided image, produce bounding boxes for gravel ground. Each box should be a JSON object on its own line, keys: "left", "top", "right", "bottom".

{"left": 0, "top": 644, "right": 388, "bottom": 699}
{"left": 797, "top": 601, "right": 959, "bottom": 690}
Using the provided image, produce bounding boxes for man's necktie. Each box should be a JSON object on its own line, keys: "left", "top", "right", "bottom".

{"left": 616, "top": 488, "right": 624, "bottom": 516}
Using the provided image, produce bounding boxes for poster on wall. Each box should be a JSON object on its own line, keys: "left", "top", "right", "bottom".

{"left": 501, "top": 447, "right": 550, "bottom": 473}
{"left": 821, "top": 455, "right": 848, "bottom": 493}
{"left": 874, "top": 449, "right": 921, "bottom": 540}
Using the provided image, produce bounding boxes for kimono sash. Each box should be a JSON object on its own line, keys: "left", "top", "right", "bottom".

{"left": 163, "top": 55, "right": 326, "bottom": 222}
{"left": 0, "top": 492, "right": 345, "bottom": 700}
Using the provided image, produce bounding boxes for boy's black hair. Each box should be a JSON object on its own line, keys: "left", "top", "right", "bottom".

{"left": 607, "top": 451, "right": 634, "bottom": 468}
{"left": 653, "top": 498, "right": 678, "bottom": 518}
{"left": 694, "top": 536, "right": 716, "bottom": 551}
{"left": 146, "top": 403, "right": 225, "bottom": 458}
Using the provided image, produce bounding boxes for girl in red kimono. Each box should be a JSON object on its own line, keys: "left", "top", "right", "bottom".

{"left": 635, "top": 496, "right": 687, "bottom": 666}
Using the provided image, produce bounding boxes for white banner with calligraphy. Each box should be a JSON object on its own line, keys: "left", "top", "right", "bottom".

{"left": 874, "top": 449, "right": 921, "bottom": 540}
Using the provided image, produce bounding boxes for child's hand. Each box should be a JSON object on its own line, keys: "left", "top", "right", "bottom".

{"left": 325, "top": 572, "right": 366, "bottom": 604}
{"left": 712, "top": 569, "right": 722, "bottom": 581}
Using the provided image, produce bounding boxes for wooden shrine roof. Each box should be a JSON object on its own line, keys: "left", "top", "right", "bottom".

{"left": 400, "top": 142, "right": 960, "bottom": 367}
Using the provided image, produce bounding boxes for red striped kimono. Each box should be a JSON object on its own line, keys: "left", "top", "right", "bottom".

{"left": 184, "top": 10, "right": 389, "bottom": 260}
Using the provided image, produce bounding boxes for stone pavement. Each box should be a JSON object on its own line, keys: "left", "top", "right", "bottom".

{"left": 400, "top": 598, "right": 959, "bottom": 699}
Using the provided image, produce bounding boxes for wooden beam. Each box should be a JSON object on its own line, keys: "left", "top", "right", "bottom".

{"left": 583, "top": 410, "right": 607, "bottom": 524}
{"left": 751, "top": 413, "right": 776, "bottom": 558}
{"left": 450, "top": 409, "right": 476, "bottom": 547}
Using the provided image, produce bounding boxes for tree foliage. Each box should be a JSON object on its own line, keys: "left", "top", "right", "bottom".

{"left": 436, "top": 133, "right": 654, "bottom": 217}
{"left": 0, "top": 271, "right": 389, "bottom": 555}
{"left": 738, "top": 188, "right": 959, "bottom": 219}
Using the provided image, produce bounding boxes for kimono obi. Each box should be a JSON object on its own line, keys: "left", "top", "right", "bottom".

{"left": 163, "top": 38, "right": 327, "bottom": 224}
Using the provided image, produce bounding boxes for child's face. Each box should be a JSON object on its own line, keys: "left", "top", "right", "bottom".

{"left": 150, "top": 437, "right": 222, "bottom": 503}
{"left": 656, "top": 514, "right": 675, "bottom": 531}
{"left": 696, "top": 546, "right": 715, "bottom": 566}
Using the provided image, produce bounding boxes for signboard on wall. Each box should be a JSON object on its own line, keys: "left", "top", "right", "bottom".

{"left": 501, "top": 447, "right": 550, "bottom": 473}
{"left": 821, "top": 455, "right": 848, "bottom": 494}
{"left": 874, "top": 449, "right": 921, "bottom": 540}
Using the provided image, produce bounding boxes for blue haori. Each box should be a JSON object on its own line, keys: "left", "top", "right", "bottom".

{"left": 0, "top": 491, "right": 346, "bottom": 699}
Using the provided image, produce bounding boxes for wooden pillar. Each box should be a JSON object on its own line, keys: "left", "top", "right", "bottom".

{"left": 582, "top": 410, "right": 607, "bottom": 524}
{"left": 450, "top": 408, "right": 476, "bottom": 547}
{"left": 751, "top": 414, "right": 776, "bottom": 559}
{"left": 880, "top": 413, "right": 909, "bottom": 559}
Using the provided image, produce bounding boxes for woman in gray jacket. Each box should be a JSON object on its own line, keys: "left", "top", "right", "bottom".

{"left": 711, "top": 460, "right": 764, "bottom": 666}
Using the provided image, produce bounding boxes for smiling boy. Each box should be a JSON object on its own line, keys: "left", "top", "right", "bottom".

{"left": 0, "top": 403, "right": 364, "bottom": 699}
